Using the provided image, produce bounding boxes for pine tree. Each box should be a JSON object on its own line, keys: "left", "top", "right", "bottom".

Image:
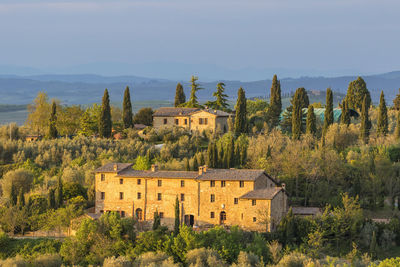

{"left": 346, "top": 77, "right": 371, "bottom": 111}
{"left": 56, "top": 177, "right": 63, "bottom": 208}
{"left": 393, "top": 89, "right": 400, "bottom": 111}
{"left": 10, "top": 184, "right": 17, "bottom": 206}
{"left": 174, "top": 83, "right": 186, "bottom": 107}
{"left": 184, "top": 158, "right": 190, "bottom": 171}
{"left": 306, "top": 105, "right": 316, "bottom": 136}
{"left": 123, "top": 86, "right": 133, "bottom": 129}
{"left": 48, "top": 188, "right": 56, "bottom": 209}
{"left": 205, "top": 82, "right": 229, "bottom": 111}
{"left": 341, "top": 100, "right": 351, "bottom": 125}
{"left": 174, "top": 196, "right": 180, "bottom": 235}
{"left": 17, "top": 188, "right": 25, "bottom": 209}
{"left": 48, "top": 101, "right": 58, "bottom": 139}
{"left": 360, "top": 95, "right": 371, "bottom": 143}
{"left": 292, "top": 89, "right": 303, "bottom": 140}
{"left": 153, "top": 210, "right": 161, "bottom": 230}
{"left": 396, "top": 111, "right": 400, "bottom": 140}
{"left": 99, "top": 89, "right": 112, "bottom": 138}
{"left": 269, "top": 75, "right": 282, "bottom": 128}
{"left": 377, "top": 91, "right": 388, "bottom": 137}
{"left": 186, "top": 76, "right": 203, "bottom": 108}
{"left": 234, "top": 87, "right": 247, "bottom": 135}
{"left": 193, "top": 156, "right": 198, "bottom": 171}
{"left": 323, "top": 88, "right": 334, "bottom": 134}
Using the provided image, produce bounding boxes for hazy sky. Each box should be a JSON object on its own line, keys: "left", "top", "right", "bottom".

{"left": 0, "top": 0, "right": 399, "bottom": 80}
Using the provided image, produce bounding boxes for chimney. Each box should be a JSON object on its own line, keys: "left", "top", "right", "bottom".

{"left": 151, "top": 164, "right": 158, "bottom": 172}
{"left": 281, "top": 183, "right": 286, "bottom": 190}
{"left": 113, "top": 164, "right": 118, "bottom": 171}
{"left": 203, "top": 165, "right": 207, "bottom": 173}
{"left": 198, "top": 166, "right": 203, "bottom": 175}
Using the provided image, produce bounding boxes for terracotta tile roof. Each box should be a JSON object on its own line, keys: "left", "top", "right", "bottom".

{"left": 197, "top": 169, "right": 266, "bottom": 181}
{"left": 239, "top": 187, "right": 283, "bottom": 200}
{"left": 116, "top": 168, "right": 199, "bottom": 179}
{"left": 94, "top": 163, "right": 133, "bottom": 173}
{"left": 191, "top": 108, "right": 234, "bottom": 117}
{"left": 153, "top": 107, "right": 200, "bottom": 117}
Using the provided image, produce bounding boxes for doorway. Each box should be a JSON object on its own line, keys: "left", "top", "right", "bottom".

{"left": 220, "top": 211, "right": 226, "bottom": 224}
{"left": 184, "top": 214, "right": 195, "bottom": 227}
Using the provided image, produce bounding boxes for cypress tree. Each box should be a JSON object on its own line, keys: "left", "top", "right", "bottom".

{"left": 225, "top": 137, "right": 235, "bottom": 168}
{"left": 234, "top": 87, "right": 247, "bottom": 135}
{"left": 218, "top": 144, "right": 224, "bottom": 168}
{"left": 293, "top": 87, "right": 309, "bottom": 109}
{"left": 193, "top": 156, "right": 198, "bottom": 171}
{"left": 292, "top": 89, "right": 303, "bottom": 140}
{"left": 341, "top": 100, "right": 351, "bottom": 125}
{"left": 306, "top": 105, "right": 316, "bottom": 136}
{"left": 17, "top": 188, "right": 25, "bottom": 209}
{"left": 123, "top": 86, "right": 133, "bottom": 129}
{"left": 174, "top": 196, "right": 180, "bottom": 235}
{"left": 48, "top": 188, "right": 56, "bottom": 209}
{"left": 396, "top": 111, "right": 400, "bottom": 140}
{"left": 269, "top": 75, "right": 282, "bottom": 128}
{"left": 360, "top": 95, "right": 371, "bottom": 143}
{"left": 99, "top": 89, "right": 112, "bottom": 138}
{"left": 185, "top": 158, "right": 190, "bottom": 171}
{"left": 370, "top": 230, "right": 378, "bottom": 259}
{"left": 199, "top": 153, "right": 205, "bottom": 166}
{"left": 186, "top": 76, "right": 203, "bottom": 108}
{"left": 346, "top": 77, "right": 371, "bottom": 111}
{"left": 207, "top": 142, "right": 218, "bottom": 168}
{"left": 323, "top": 88, "right": 334, "bottom": 134}
{"left": 48, "top": 101, "right": 58, "bottom": 139}
{"left": 377, "top": 91, "right": 388, "bottom": 137}
{"left": 56, "top": 177, "right": 63, "bottom": 208}
{"left": 10, "top": 184, "right": 17, "bottom": 206}
{"left": 174, "top": 83, "right": 186, "bottom": 107}
{"left": 153, "top": 210, "right": 161, "bottom": 230}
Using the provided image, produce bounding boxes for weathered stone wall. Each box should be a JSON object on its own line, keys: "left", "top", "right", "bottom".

{"left": 153, "top": 116, "right": 191, "bottom": 129}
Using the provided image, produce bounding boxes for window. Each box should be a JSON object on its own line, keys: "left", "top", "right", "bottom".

{"left": 119, "top": 178, "right": 123, "bottom": 184}
{"left": 210, "top": 212, "right": 215, "bottom": 218}
{"left": 100, "top": 210, "right": 104, "bottom": 214}
{"left": 181, "top": 180, "right": 185, "bottom": 187}
{"left": 137, "top": 192, "right": 141, "bottom": 199}
{"left": 199, "top": 118, "right": 203, "bottom": 124}
{"left": 204, "top": 118, "right": 208, "bottom": 125}
{"left": 137, "top": 179, "right": 141, "bottom": 185}
{"left": 234, "top": 198, "right": 238, "bottom": 204}
{"left": 210, "top": 194, "right": 215, "bottom": 202}
{"left": 210, "top": 181, "right": 215, "bottom": 187}
{"left": 159, "top": 212, "right": 164, "bottom": 219}
{"left": 101, "top": 192, "right": 105, "bottom": 200}
{"left": 163, "top": 118, "right": 167, "bottom": 124}
{"left": 181, "top": 193, "right": 185, "bottom": 201}
{"left": 252, "top": 199, "right": 256, "bottom": 206}
{"left": 253, "top": 217, "right": 257, "bottom": 222}
{"left": 101, "top": 174, "right": 105, "bottom": 181}
{"left": 221, "top": 181, "right": 226, "bottom": 187}
{"left": 175, "top": 119, "right": 179, "bottom": 125}
{"left": 157, "top": 193, "right": 162, "bottom": 201}
{"left": 121, "top": 211, "right": 126, "bottom": 217}
{"left": 119, "top": 192, "right": 124, "bottom": 200}
{"left": 239, "top": 181, "right": 244, "bottom": 188}
{"left": 158, "top": 180, "right": 162, "bottom": 187}
{"left": 184, "top": 119, "right": 188, "bottom": 125}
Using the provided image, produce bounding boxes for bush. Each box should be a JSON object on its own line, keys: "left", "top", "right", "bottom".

{"left": 0, "top": 255, "right": 28, "bottom": 267}
{"left": 32, "top": 254, "right": 62, "bottom": 267}
{"left": 132, "top": 252, "right": 178, "bottom": 267}
{"left": 277, "top": 252, "right": 310, "bottom": 267}
{"left": 103, "top": 256, "right": 132, "bottom": 267}
{"left": 186, "top": 248, "right": 227, "bottom": 267}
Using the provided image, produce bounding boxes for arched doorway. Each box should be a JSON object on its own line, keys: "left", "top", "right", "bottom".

{"left": 220, "top": 211, "right": 226, "bottom": 225}
{"left": 135, "top": 208, "right": 143, "bottom": 221}
{"left": 184, "top": 215, "right": 195, "bottom": 227}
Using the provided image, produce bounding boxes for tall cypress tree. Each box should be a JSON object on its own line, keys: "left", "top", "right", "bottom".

{"left": 17, "top": 188, "right": 25, "bottom": 209}
{"left": 234, "top": 87, "right": 247, "bottom": 135}
{"left": 323, "top": 88, "right": 334, "bottom": 134}
{"left": 10, "top": 184, "right": 17, "bottom": 206}
{"left": 56, "top": 177, "right": 63, "bottom": 208}
{"left": 269, "top": 75, "right": 282, "bottom": 128}
{"left": 207, "top": 142, "right": 218, "bottom": 168}
{"left": 360, "top": 95, "right": 371, "bottom": 143}
{"left": 306, "top": 105, "right": 316, "bottom": 136}
{"left": 48, "top": 188, "right": 56, "bottom": 209}
{"left": 377, "top": 91, "right": 388, "bottom": 137}
{"left": 174, "top": 83, "right": 186, "bottom": 107}
{"left": 192, "top": 156, "right": 198, "bottom": 171}
{"left": 292, "top": 89, "right": 303, "bottom": 140}
{"left": 153, "top": 210, "right": 161, "bottom": 230}
{"left": 99, "top": 89, "right": 112, "bottom": 138}
{"left": 174, "top": 196, "right": 180, "bottom": 235}
{"left": 123, "top": 86, "right": 133, "bottom": 129}
{"left": 48, "top": 101, "right": 58, "bottom": 139}
{"left": 341, "top": 100, "right": 351, "bottom": 125}
{"left": 395, "top": 111, "right": 400, "bottom": 140}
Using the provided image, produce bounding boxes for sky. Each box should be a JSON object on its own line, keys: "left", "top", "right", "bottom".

{"left": 0, "top": 0, "right": 399, "bottom": 81}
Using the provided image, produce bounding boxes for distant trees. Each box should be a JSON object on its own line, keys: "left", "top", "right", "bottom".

{"left": 269, "top": 75, "right": 282, "bottom": 128}
{"left": 323, "top": 88, "right": 333, "bottom": 134}
{"left": 186, "top": 76, "right": 203, "bottom": 108}
{"left": 306, "top": 105, "right": 316, "bottom": 136}
{"left": 340, "top": 100, "right": 350, "bottom": 125}
{"left": 205, "top": 82, "right": 230, "bottom": 111}
{"left": 123, "top": 86, "right": 133, "bottom": 129}
{"left": 79, "top": 104, "right": 101, "bottom": 136}
{"left": 346, "top": 76, "right": 371, "bottom": 111}
{"left": 99, "top": 89, "right": 112, "bottom": 138}
{"left": 291, "top": 88, "right": 305, "bottom": 140}
{"left": 48, "top": 101, "right": 58, "bottom": 139}
{"left": 377, "top": 91, "right": 388, "bottom": 137}
{"left": 133, "top": 107, "right": 154, "bottom": 126}
{"left": 27, "top": 92, "right": 51, "bottom": 135}
{"left": 174, "top": 83, "right": 186, "bottom": 107}
{"left": 234, "top": 87, "right": 247, "bottom": 135}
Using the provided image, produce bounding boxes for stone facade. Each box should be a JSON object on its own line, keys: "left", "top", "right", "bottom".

{"left": 153, "top": 107, "right": 232, "bottom": 133}
{"left": 95, "top": 163, "right": 288, "bottom": 232}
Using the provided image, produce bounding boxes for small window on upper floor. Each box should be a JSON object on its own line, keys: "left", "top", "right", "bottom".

{"left": 239, "top": 181, "right": 244, "bottom": 188}
{"left": 210, "top": 194, "right": 215, "bottom": 203}
{"left": 181, "top": 180, "right": 185, "bottom": 187}
{"left": 234, "top": 198, "right": 238, "bottom": 204}
{"left": 119, "top": 192, "right": 124, "bottom": 200}
{"left": 101, "top": 192, "right": 105, "bottom": 200}
{"left": 101, "top": 174, "right": 105, "bottom": 181}
{"left": 175, "top": 119, "right": 179, "bottom": 125}
{"left": 199, "top": 118, "right": 203, "bottom": 125}
{"left": 184, "top": 119, "right": 188, "bottom": 125}
{"left": 252, "top": 199, "right": 256, "bottom": 206}
{"left": 158, "top": 180, "right": 162, "bottom": 187}
{"left": 137, "top": 179, "right": 141, "bottom": 185}
{"left": 159, "top": 212, "right": 164, "bottom": 219}
{"left": 137, "top": 192, "right": 141, "bottom": 199}
{"left": 210, "top": 180, "right": 215, "bottom": 187}
{"left": 210, "top": 212, "right": 215, "bottom": 218}
{"left": 180, "top": 193, "right": 185, "bottom": 202}
{"left": 157, "top": 193, "right": 162, "bottom": 201}
{"left": 221, "top": 181, "right": 226, "bottom": 187}
{"left": 120, "top": 179, "right": 123, "bottom": 184}
{"left": 204, "top": 118, "right": 208, "bottom": 125}
{"left": 253, "top": 217, "right": 257, "bottom": 222}
{"left": 163, "top": 118, "right": 168, "bottom": 124}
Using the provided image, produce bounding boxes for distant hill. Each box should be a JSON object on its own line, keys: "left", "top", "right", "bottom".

{"left": 0, "top": 72, "right": 398, "bottom": 105}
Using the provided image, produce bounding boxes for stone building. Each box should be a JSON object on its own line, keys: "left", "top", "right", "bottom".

{"left": 153, "top": 107, "right": 233, "bottom": 132}
{"left": 95, "top": 163, "right": 288, "bottom": 232}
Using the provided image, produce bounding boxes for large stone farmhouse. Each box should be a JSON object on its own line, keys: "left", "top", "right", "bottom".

{"left": 95, "top": 163, "right": 288, "bottom": 232}
{"left": 153, "top": 107, "right": 233, "bottom": 132}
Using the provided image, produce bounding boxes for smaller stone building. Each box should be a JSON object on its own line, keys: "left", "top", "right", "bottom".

{"left": 153, "top": 107, "right": 233, "bottom": 132}
{"left": 95, "top": 163, "right": 288, "bottom": 232}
